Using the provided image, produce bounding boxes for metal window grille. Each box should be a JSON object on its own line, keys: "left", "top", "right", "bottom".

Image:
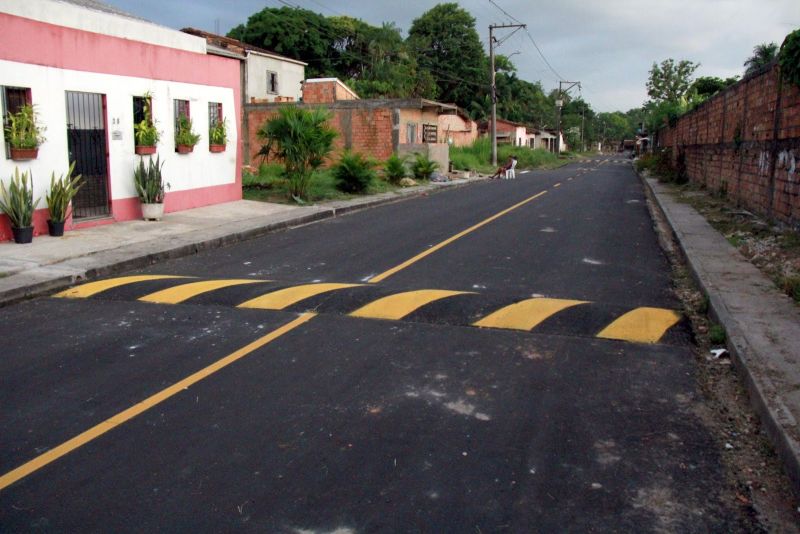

{"left": 174, "top": 99, "right": 190, "bottom": 137}
{"left": 208, "top": 102, "right": 222, "bottom": 126}
{"left": 66, "top": 91, "right": 110, "bottom": 219}
{"left": 422, "top": 124, "right": 438, "bottom": 143}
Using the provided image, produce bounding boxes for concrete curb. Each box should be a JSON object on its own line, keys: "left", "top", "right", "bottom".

{"left": 638, "top": 171, "right": 800, "bottom": 496}
{"left": 0, "top": 178, "right": 484, "bottom": 308}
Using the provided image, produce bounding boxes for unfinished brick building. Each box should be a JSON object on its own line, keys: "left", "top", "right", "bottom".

{"left": 244, "top": 78, "right": 453, "bottom": 170}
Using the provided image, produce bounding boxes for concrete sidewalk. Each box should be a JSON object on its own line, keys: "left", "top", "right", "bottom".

{"left": 0, "top": 177, "right": 480, "bottom": 306}
{"left": 641, "top": 175, "right": 800, "bottom": 495}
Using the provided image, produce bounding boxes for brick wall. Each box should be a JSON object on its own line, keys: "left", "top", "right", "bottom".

{"left": 657, "top": 64, "right": 800, "bottom": 227}
{"left": 244, "top": 104, "right": 395, "bottom": 166}
{"left": 302, "top": 80, "right": 359, "bottom": 104}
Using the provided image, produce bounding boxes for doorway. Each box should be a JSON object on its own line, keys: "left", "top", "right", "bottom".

{"left": 66, "top": 91, "right": 110, "bottom": 220}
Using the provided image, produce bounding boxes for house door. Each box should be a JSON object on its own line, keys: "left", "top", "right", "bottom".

{"left": 66, "top": 91, "right": 110, "bottom": 219}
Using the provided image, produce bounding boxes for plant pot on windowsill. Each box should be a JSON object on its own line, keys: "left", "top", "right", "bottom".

{"left": 209, "top": 144, "right": 226, "bottom": 153}
{"left": 176, "top": 144, "right": 194, "bottom": 154}
{"left": 135, "top": 145, "right": 157, "bottom": 156}
{"left": 10, "top": 147, "right": 39, "bottom": 161}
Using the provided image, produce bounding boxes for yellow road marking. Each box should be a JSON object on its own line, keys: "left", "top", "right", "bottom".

{"left": 554, "top": 183, "right": 561, "bottom": 188}
{"left": 139, "top": 279, "right": 265, "bottom": 304}
{"left": 54, "top": 275, "right": 189, "bottom": 299}
{"left": 350, "top": 290, "right": 472, "bottom": 320}
{"left": 596, "top": 307, "right": 681, "bottom": 344}
{"left": 368, "top": 190, "right": 548, "bottom": 283}
{"left": 473, "top": 298, "right": 587, "bottom": 331}
{"left": 238, "top": 283, "right": 362, "bottom": 310}
{"left": 0, "top": 313, "right": 315, "bottom": 493}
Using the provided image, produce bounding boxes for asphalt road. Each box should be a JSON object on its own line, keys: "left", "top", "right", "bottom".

{"left": 1, "top": 156, "right": 750, "bottom": 531}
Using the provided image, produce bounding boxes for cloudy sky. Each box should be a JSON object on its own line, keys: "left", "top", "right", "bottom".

{"left": 109, "top": 0, "right": 799, "bottom": 112}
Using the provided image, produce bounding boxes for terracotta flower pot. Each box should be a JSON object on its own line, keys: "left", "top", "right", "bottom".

{"left": 176, "top": 144, "right": 194, "bottom": 154}
{"left": 10, "top": 147, "right": 38, "bottom": 161}
{"left": 209, "top": 144, "right": 226, "bottom": 153}
{"left": 135, "top": 145, "right": 157, "bottom": 155}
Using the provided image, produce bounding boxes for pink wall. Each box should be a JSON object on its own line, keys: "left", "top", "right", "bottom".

{"left": 0, "top": 12, "right": 242, "bottom": 241}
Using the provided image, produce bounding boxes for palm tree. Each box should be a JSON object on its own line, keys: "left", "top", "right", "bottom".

{"left": 744, "top": 42, "right": 779, "bottom": 75}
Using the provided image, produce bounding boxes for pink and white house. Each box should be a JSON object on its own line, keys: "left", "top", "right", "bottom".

{"left": 0, "top": 0, "right": 242, "bottom": 241}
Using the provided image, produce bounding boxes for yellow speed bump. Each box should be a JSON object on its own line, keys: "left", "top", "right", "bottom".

{"left": 597, "top": 307, "right": 681, "bottom": 344}
{"left": 473, "top": 297, "right": 587, "bottom": 331}
{"left": 139, "top": 279, "right": 265, "bottom": 304}
{"left": 350, "top": 289, "right": 472, "bottom": 321}
{"left": 54, "top": 275, "right": 190, "bottom": 299}
{"left": 238, "top": 283, "right": 362, "bottom": 310}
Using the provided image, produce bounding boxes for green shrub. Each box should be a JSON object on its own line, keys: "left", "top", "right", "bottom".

{"left": 333, "top": 151, "right": 377, "bottom": 193}
{"left": 450, "top": 137, "right": 560, "bottom": 173}
{"left": 383, "top": 153, "right": 408, "bottom": 184}
{"left": 4, "top": 104, "right": 46, "bottom": 149}
{"left": 781, "top": 275, "right": 800, "bottom": 302}
{"left": 175, "top": 114, "right": 200, "bottom": 147}
{"left": 257, "top": 107, "right": 337, "bottom": 201}
{"left": 0, "top": 167, "right": 39, "bottom": 227}
{"left": 46, "top": 162, "right": 83, "bottom": 222}
{"left": 779, "top": 29, "right": 800, "bottom": 88}
{"left": 410, "top": 153, "right": 439, "bottom": 180}
{"left": 709, "top": 324, "right": 726, "bottom": 345}
{"left": 243, "top": 163, "right": 284, "bottom": 188}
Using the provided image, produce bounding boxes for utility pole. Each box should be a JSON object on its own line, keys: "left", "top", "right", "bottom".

{"left": 554, "top": 80, "right": 580, "bottom": 156}
{"left": 489, "top": 23, "right": 525, "bottom": 166}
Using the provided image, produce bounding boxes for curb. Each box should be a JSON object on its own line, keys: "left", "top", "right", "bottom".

{"left": 638, "top": 171, "right": 800, "bottom": 496}
{"left": 0, "top": 178, "right": 483, "bottom": 308}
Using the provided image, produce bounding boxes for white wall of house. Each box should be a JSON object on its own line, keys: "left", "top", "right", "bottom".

{"left": 0, "top": 0, "right": 206, "bottom": 54}
{"left": 246, "top": 52, "right": 305, "bottom": 102}
{"left": 0, "top": 59, "right": 237, "bottom": 203}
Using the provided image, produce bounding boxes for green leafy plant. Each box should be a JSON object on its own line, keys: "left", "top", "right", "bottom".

{"left": 333, "top": 151, "right": 377, "bottom": 193}
{"left": 175, "top": 114, "right": 200, "bottom": 147}
{"left": 709, "top": 323, "right": 726, "bottom": 345}
{"left": 133, "top": 155, "right": 169, "bottom": 204}
{"left": 209, "top": 118, "right": 228, "bottom": 145}
{"left": 257, "top": 107, "right": 337, "bottom": 201}
{"left": 4, "top": 104, "right": 46, "bottom": 149}
{"left": 383, "top": 153, "right": 408, "bottom": 184}
{"left": 0, "top": 167, "right": 40, "bottom": 228}
{"left": 134, "top": 93, "right": 159, "bottom": 147}
{"left": 779, "top": 29, "right": 800, "bottom": 88}
{"left": 410, "top": 152, "right": 439, "bottom": 180}
{"left": 46, "top": 162, "right": 83, "bottom": 222}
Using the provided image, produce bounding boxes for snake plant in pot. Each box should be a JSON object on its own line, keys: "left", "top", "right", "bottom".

{"left": 133, "top": 155, "right": 169, "bottom": 220}
{"left": 0, "top": 167, "right": 40, "bottom": 243}
{"left": 45, "top": 161, "right": 83, "bottom": 236}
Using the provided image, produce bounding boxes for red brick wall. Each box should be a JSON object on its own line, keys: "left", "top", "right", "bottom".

{"left": 302, "top": 80, "right": 359, "bottom": 104}
{"left": 657, "top": 65, "right": 800, "bottom": 227}
{"left": 245, "top": 104, "right": 395, "bottom": 166}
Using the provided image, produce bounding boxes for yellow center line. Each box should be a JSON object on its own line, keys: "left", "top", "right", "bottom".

{"left": 368, "top": 190, "right": 548, "bottom": 283}
{"left": 0, "top": 313, "right": 316, "bottom": 492}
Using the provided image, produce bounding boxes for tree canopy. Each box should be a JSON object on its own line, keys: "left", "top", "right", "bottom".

{"left": 646, "top": 59, "right": 699, "bottom": 103}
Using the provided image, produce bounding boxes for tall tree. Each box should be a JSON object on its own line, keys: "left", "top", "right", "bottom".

{"left": 646, "top": 59, "right": 699, "bottom": 103}
{"left": 407, "top": 3, "right": 488, "bottom": 109}
{"left": 744, "top": 42, "right": 778, "bottom": 75}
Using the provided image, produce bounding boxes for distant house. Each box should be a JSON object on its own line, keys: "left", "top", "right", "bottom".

{"left": 246, "top": 78, "right": 455, "bottom": 171}
{"left": 479, "top": 118, "right": 528, "bottom": 147}
{"left": 181, "top": 28, "right": 307, "bottom": 104}
{"left": 0, "top": 0, "right": 241, "bottom": 241}
{"left": 438, "top": 108, "right": 478, "bottom": 147}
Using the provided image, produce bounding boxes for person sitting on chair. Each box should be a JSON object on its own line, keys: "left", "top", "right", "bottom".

{"left": 505, "top": 155, "right": 518, "bottom": 179}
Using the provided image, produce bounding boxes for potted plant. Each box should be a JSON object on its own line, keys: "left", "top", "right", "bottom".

{"left": 0, "top": 167, "right": 40, "bottom": 243}
{"left": 4, "top": 104, "right": 46, "bottom": 161}
{"left": 175, "top": 113, "right": 200, "bottom": 154}
{"left": 209, "top": 118, "right": 227, "bottom": 153}
{"left": 45, "top": 161, "right": 83, "bottom": 236}
{"left": 134, "top": 94, "right": 159, "bottom": 155}
{"left": 133, "top": 155, "right": 169, "bottom": 220}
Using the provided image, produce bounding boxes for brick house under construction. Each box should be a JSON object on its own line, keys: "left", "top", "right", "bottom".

{"left": 244, "top": 78, "right": 455, "bottom": 171}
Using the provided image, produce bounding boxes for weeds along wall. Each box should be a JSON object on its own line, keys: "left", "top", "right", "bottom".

{"left": 657, "top": 63, "right": 800, "bottom": 228}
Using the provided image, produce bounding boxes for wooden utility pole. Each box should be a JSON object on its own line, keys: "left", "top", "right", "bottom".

{"left": 490, "top": 23, "right": 525, "bottom": 166}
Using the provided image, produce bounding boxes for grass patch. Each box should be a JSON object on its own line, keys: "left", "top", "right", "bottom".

{"left": 243, "top": 162, "right": 399, "bottom": 204}
{"left": 450, "top": 138, "right": 565, "bottom": 173}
